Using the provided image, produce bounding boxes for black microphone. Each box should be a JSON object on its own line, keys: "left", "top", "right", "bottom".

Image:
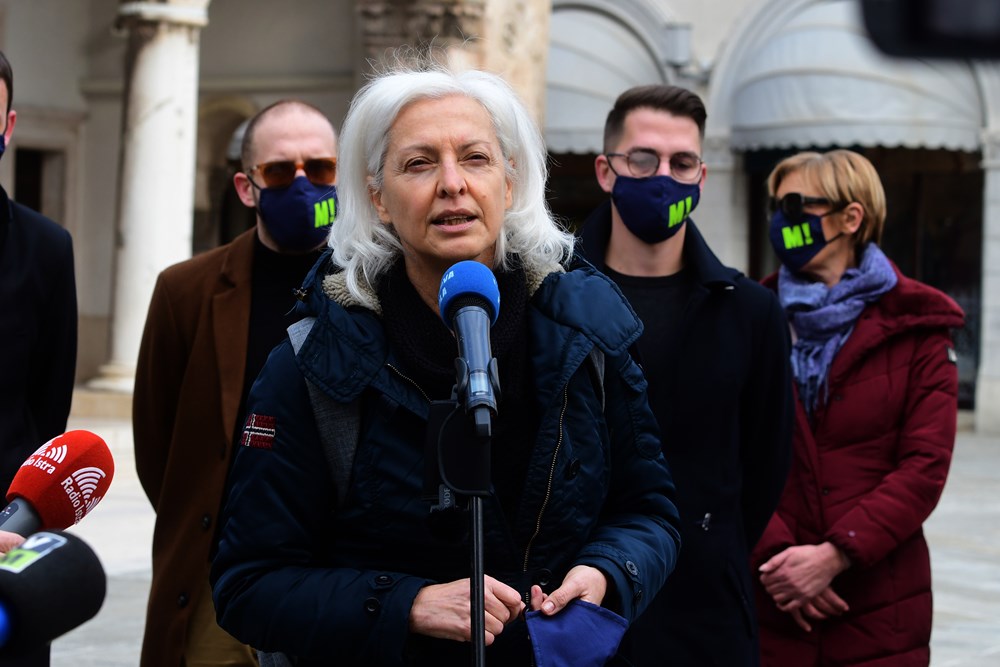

{"left": 438, "top": 261, "right": 501, "bottom": 437}
{"left": 0, "top": 530, "right": 106, "bottom": 653}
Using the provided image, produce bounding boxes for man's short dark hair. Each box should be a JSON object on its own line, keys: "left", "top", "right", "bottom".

{"left": 240, "top": 99, "right": 331, "bottom": 172}
{"left": 603, "top": 85, "right": 706, "bottom": 152}
{"left": 0, "top": 50, "right": 13, "bottom": 115}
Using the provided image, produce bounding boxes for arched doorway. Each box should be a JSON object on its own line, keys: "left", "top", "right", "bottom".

{"left": 195, "top": 98, "right": 257, "bottom": 254}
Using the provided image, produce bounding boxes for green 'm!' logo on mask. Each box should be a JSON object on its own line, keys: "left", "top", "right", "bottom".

{"left": 314, "top": 196, "right": 336, "bottom": 229}
{"left": 781, "top": 223, "right": 814, "bottom": 250}
{"left": 668, "top": 196, "right": 692, "bottom": 228}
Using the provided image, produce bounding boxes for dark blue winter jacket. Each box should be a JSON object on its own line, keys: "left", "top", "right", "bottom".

{"left": 211, "top": 255, "right": 681, "bottom": 665}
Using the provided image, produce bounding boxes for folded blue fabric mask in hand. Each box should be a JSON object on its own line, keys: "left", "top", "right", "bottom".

{"left": 525, "top": 599, "right": 628, "bottom": 667}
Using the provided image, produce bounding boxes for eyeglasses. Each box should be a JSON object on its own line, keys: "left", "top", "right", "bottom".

{"left": 247, "top": 157, "right": 337, "bottom": 189}
{"left": 605, "top": 148, "right": 703, "bottom": 183}
{"left": 769, "top": 193, "right": 842, "bottom": 221}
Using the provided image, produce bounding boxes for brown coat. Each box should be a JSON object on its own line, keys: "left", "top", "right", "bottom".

{"left": 133, "top": 228, "right": 255, "bottom": 666}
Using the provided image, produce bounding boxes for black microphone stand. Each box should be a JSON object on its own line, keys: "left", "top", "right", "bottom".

{"left": 428, "top": 358, "right": 500, "bottom": 667}
{"left": 468, "top": 409, "right": 489, "bottom": 667}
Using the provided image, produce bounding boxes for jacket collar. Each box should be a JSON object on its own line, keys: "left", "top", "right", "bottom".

{"left": 296, "top": 253, "right": 566, "bottom": 319}
{"left": 0, "top": 185, "right": 9, "bottom": 224}
{"left": 293, "top": 252, "right": 638, "bottom": 407}
{"left": 762, "top": 261, "right": 965, "bottom": 336}
{"left": 763, "top": 262, "right": 965, "bottom": 390}
{"left": 579, "top": 199, "right": 741, "bottom": 291}
{"left": 212, "top": 227, "right": 258, "bottom": 439}
{"left": 0, "top": 185, "right": 11, "bottom": 251}
{"left": 218, "top": 226, "right": 258, "bottom": 287}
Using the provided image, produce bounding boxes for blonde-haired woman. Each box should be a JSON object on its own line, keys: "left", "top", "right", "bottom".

{"left": 752, "top": 149, "right": 964, "bottom": 666}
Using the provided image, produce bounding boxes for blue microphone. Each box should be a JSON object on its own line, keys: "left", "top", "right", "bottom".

{"left": 438, "top": 261, "right": 501, "bottom": 437}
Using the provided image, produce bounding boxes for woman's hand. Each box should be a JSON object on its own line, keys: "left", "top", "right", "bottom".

{"left": 787, "top": 586, "right": 850, "bottom": 632}
{"left": 529, "top": 565, "right": 608, "bottom": 616}
{"left": 0, "top": 530, "right": 24, "bottom": 554}
{"left": 409, "top": 575, "right": 525, "bottom": 645}
{"left": 759, "top": 542, "right": 850, "bottom": 611}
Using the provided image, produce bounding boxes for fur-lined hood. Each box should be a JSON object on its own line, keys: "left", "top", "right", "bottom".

{"left": 318, "top": 259, "right": 564, "bottom": 317}
{"left": 289, "top": 251, "right": 642, "bottom": 406}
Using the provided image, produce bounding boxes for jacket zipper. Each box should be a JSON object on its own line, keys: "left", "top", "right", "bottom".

{"left": 386, "top": 363, "right": 431, "bottom": 404}
{"left": 522, "top": 384, "right": 569, "bottom": 573}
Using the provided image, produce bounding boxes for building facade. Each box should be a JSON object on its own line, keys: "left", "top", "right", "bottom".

{"left": 2, "top": 0, "right": 996, "bottom": 431}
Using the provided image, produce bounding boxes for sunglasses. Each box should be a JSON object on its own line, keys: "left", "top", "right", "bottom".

{"left": 769, "top": 193, "right": 836, "bottom": 221}
{"left": 248, "top": 157, "right": 337, "bottom": 189}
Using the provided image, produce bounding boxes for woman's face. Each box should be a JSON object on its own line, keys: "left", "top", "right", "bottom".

{"left": 774, "top": 169, "right": 853, "bottom": 275}
{"left": 371, "top": 94, "right": 513, "bottom": 293}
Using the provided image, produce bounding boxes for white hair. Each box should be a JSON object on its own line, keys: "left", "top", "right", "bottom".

{"left": 328, "top": 62, "right": 575, "bottom": 308}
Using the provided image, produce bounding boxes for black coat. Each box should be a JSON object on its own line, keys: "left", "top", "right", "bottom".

{"left": 580, "top": 203, "right": 793, "bottom": 667}
{"left": 211, "top": 258, "right": 682, "bottom": 665}
{"left": 0, "top": 185, "right": 77, "bottom": 495}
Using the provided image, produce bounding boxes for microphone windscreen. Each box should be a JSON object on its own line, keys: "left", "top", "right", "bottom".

{"left": 438, "top": 260, "right": 501, "bottom": 329}
{"left": 5, "top": 431, "right": 114, "bottom": 530}
{"left": 0, "top": 530, "right": 106, "bottom": 652}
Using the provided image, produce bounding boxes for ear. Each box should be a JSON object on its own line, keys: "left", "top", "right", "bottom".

{"left": 368, "top": 178, "right": 392, "bottom": 224}
{"left": 595, "top": 154, "right": 615, "bottom": 194}
{"left": 3, "top": 109, "right": 15, "bottom": 143}
{"left": 233, "top": 171, "right": 257, "bottom": 208}
{"left": 840, "top": 202, "right": 865, "bottom": 234}
{"left": 504, "top": 161, "right": 514, "bottom": 210}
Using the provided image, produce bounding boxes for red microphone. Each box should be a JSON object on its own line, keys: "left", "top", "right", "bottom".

{"left": 0, "top": 430, "right": 115, "bottom": 535}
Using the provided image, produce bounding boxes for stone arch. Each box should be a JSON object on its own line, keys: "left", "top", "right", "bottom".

{"left": 544, "top": 0, "right": 682, "bottom": 153}
{"left": 194, "top": 96, "right": 257, "bottom": 253}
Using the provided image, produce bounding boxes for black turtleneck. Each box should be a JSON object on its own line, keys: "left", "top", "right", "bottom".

{"left": 377, "top": 259, "right": 537, "bottom": 520}
{"left": 602, "top": 265, "right": 695, "bottom": 424}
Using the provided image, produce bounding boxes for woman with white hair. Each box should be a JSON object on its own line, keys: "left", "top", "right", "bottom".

{"left": 211, "top": 62, "right": 681, "bottom": 666}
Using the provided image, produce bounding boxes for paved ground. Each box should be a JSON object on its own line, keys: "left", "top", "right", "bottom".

{"left": 48, "top": 414, "right": 1000, "bottom": 666}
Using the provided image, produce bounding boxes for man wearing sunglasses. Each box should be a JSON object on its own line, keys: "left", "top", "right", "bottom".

{"left": 579, "top": 85, "right": 793, "bottom": 666}
{"left": 133, "top": 100, "right": 338, "bottom": 667}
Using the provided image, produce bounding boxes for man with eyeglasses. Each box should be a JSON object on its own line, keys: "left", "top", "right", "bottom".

{"left": 579, "top": 85, "right": 793, "bottom": 666}
{"left": 133, "top": 100, "right": 338, "bottom": 667}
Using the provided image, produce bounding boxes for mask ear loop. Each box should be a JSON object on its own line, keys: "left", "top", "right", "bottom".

{"left": 815, "top": 201, "right": 857, "bottom": 245}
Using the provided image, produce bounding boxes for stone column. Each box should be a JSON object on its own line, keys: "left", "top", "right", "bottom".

{"left": 356, "top": 0, "right": 486, "bottom": 70}
{"left": 700, "top": 134, "right": 747, "bottom": 272}
{"left": 977, "top": 130, "right": 1000, "bottom": 434}
{"left": 479, "top": 0, "right": 551, "bottom": 123}
{"left": 355, "top": 0, "right": 550, "bottom": 126}
{"left": 89, "top": 1, "right": 209, "bottom": 393}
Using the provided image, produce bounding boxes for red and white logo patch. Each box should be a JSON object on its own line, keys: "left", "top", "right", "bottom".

{"left": 241, "top": 413, "right": 276, "bottom": 450}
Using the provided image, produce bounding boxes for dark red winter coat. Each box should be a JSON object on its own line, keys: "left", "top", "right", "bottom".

{"left": 753, "top": 265, "right": 964, "bottom": 666}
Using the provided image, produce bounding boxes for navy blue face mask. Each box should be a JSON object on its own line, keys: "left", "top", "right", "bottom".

{"left": 611, "top": 175, "right": 700, "bottom": 244}
{"left": 257, "top": 177, "right": 337, "bottom": 252}
{"left": 768, "top": 209, "right": 843, "bottom": 273}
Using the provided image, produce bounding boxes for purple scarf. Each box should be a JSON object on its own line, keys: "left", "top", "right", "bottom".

{"left": 778, "top": 243, "right": 897, "bottom": 415}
